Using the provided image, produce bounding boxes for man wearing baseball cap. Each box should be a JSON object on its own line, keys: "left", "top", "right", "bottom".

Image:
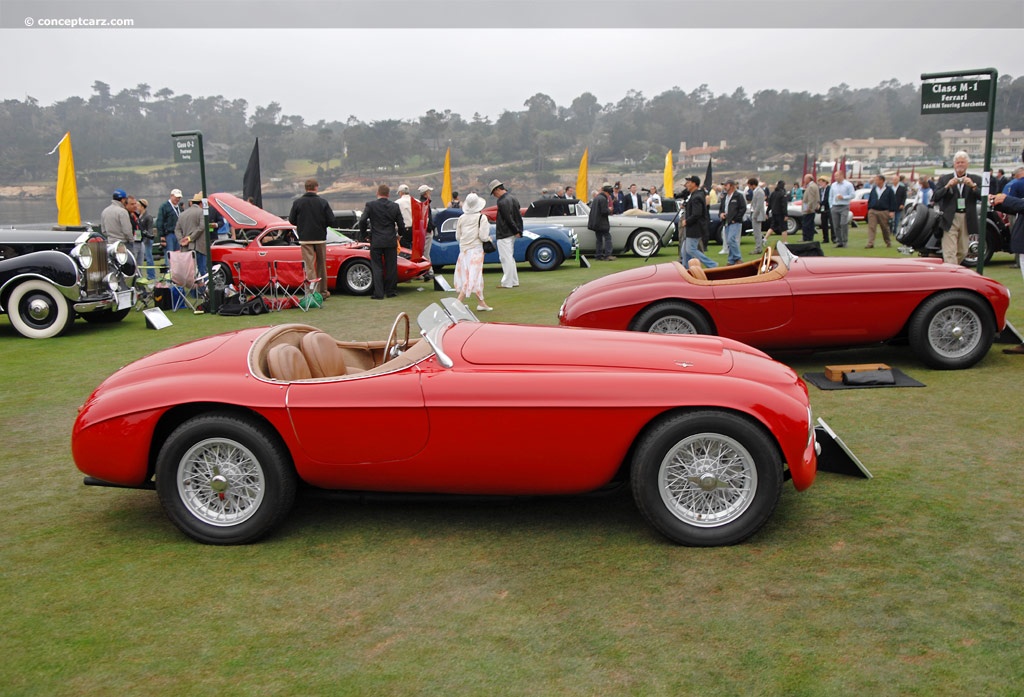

{"left": 490, "top": 179, "right": 523, "bottom": 288}
{"left": 101, "top": 188, "right": 134, "bottom": 246}
{"left": 156, "top": 188, "right": 184, "bottom": 255}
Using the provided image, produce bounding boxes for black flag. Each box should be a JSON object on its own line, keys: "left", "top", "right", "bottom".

{"left": 703, "top": 156, "right": 713, "bottom": 193}
{"left": 242, "top": 138, "right": 262, "bottom": 208}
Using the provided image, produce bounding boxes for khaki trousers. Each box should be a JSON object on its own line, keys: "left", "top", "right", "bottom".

{"left": 300, "top": 241, "right": 328, "bottom": 294}
{"left": 866, "top": 210, "right": 892, "bottom": 247}
{"left": 941, "top": 212, "right": 970, "bottom": 265}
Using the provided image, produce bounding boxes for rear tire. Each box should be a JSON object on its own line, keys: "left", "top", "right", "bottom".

{"left": 628, "top": 229, "right": 661, "bottom": 257}
{"left": 156, "top": 413, "right": 297, "bottom": 544}
{"left": 631, "top": 410, "right": 783, "bottom": 546}
{"left": 908, "top": 291, "right": 994, "bottom": 369}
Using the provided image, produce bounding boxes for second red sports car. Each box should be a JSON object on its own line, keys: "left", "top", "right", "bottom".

{"left": 559, "top": 243, "right": 1011, "bottom": 370}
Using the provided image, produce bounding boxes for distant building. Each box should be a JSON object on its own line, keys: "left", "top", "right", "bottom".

{"left": 679, "top": 140, "right": 727, "bottom": 166}
{"left": 939, "top": 127, "right": 1024, "bottom": 161}
{"left": 821, "top": 137, "right": 927, "bottom": 163}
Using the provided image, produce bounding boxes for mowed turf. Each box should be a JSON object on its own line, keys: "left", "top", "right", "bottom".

{"left": 1, "top": 229, "right": 1022, "bottom": 696}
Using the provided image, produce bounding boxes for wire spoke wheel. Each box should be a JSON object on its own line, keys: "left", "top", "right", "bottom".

{"left": 927, "top": 304, "right": 982, "bottom": 360}
{"left": 648, "top": 315, "right": 699, "bottom": 334}
{"left": 177, "top": 437, "right": 266, "bottom": 526}
{"left": 156, "top": 413, "right": 296, "bottom": 544}
{"left": 631, "top": 411, "right": 782, "bottom": 546}
{"left": 659, "top": 433, "right": 757, "bottom": 527}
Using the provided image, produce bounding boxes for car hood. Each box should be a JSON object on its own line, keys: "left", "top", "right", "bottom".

{"left": 458, "top": 323, "right": 737, "bottom": 375}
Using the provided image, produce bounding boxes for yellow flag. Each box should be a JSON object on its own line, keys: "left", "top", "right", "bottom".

{"left": 576, "top": 148, "right": 588, "bottom": 202}
{"left": 54, "top": 132, "right": 81, "bottom": 227}
{"left": 663, "top": 149, "right": 674, "bottom": 201}
{"left": 441, "top": 147, "right": 452, "bottom": 207}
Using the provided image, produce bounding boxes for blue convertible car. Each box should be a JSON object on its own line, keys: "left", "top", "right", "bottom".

{"left": 429, "top": 216, "right": 578, "bottom": 271}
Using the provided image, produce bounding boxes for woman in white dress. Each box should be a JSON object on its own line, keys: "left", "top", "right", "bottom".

{"left": 453, "top": 192, "right": 493, "bottom": 311}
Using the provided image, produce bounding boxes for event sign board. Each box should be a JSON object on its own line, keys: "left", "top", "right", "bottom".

{"left": 920, "top": 78, "right": 991, "bottom": 114}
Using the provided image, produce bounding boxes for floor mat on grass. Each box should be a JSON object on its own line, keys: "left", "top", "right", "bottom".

{"left": 803, "top": 368, "right": 925, "bottom": 390}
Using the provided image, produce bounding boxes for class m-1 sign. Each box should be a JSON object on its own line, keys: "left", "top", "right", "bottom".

{"left": 920, "top": 78, "right": 992, "bottom": 114}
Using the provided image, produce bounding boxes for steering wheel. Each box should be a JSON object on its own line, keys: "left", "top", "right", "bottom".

{"left": 384, "top": 312, "right": 410, "bottom": 360}
{"left": 758, "top": 246, "right": 773, "bottom": 275}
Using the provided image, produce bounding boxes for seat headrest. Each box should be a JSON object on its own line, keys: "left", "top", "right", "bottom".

{"left": 267, "top": 344, "right": 312, "bottom": 381}
{"left": 687, "top": 258, "right": 708, "bottom": 281}
{"left": 300, "top": 331, "right": 347, "bottom": 378}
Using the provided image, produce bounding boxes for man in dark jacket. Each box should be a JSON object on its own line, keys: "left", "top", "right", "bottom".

{"left": 865, "top": 174, "right": 896, "bottom": 248}
{"left": 490, "top": 179, "right": 523, "bottom": 288}
{"left": 155, "top": 188, "right": 183, "bottom": 256}
{"left": 680, "top": 175, "right": 717, "bottom": 268}
{"left": 932, "top": 151, "right": 982, "bottom": 264}
{"left": 890, "top": 174, "right": 908, "bottom": 237}
{"left": 588, "top": 183, "right": 615, "bottom": 260}
{"left": 719, "top": 178, "right": 747, "bottom": 265}
{"left": 289, "top": 178, "right": 337, "bottom": 297}
{"left": 358, "top": 183, "right": 404, "bottom": 299}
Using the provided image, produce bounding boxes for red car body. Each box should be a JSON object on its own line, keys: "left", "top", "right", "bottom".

{"left": 208, "top": 193, "right": 430, "bottom": 295}
{"left": 559, "top": 243, "right": 1010, "bottom": 370}
{"left": 72, "top": 300, "right": 817, "bottom": 547}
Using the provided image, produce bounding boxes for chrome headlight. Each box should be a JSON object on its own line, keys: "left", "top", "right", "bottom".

{"left": 72, "top": 243, "right": 94, "bottom": 270}
{"left": 111, "top": 241, "right": 129, "bottom": 266}
{"left": 106, "top": 273, "right": 120, "bottom": 292}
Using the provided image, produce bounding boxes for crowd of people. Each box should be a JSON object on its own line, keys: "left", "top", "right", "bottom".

{"left": 95, "top": 153, "right": 1023, "bottom": 327}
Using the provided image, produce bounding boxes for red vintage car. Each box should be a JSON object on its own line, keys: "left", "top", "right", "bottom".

{"left": 208, "top": 193, "right": 431, "bottom": 295}
{"left": 559, "top": 243, "right": 1011, "bottom": 370}
{"left": 72, "top": 299, "right": 818, "bottom": 547}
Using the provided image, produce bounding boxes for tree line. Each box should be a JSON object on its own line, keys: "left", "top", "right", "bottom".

{"left": 2, "top": 76, "right": 1022, "bottom": 189}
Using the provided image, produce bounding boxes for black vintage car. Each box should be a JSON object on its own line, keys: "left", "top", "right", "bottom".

{"left": 0, "top": 227, "right": 137, "bottom": 338}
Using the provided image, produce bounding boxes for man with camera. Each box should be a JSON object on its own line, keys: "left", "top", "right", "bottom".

{"left": 932, "top": 151, "right": 982, "bottom": 265}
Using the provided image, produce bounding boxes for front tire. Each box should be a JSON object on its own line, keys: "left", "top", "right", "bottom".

{"left": 631, "top": 411, "right": 784, "bottom": 546}
{"left": 340, "top": 259, "right": 373, "bottom": 295}
{"left": 908, "top": 291, "right": 994, "bottom": 369}
{"left": 155, "top": 413, "right": 297, "bottom": 544}
{"left": 631, "top": 301, "right": 712, "bottom": 335}
{"left": 628, "top": 229, "right": 661, "bottom": 257}
{"left": 785, "top": 216, "right": 799, "bottom": 235}
{"left": 6, "top": 279, "right": 74, "bottom": 339}
{"left": 962, "top": 225, "right": 999, "bottom": 267}
{"left": 527, "top": 240, "right": 563, "bottom": 271}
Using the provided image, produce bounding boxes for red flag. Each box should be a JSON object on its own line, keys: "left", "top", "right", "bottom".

{"left": 812, "top": 155, "right": 817, "bottom": 181}
{"left": 802, "top": 153, "right": 808, "bottom": 180}
{"left": 910, "top": 164, "right": 916, "bottom": 181}
{"left": 840, "top": 156, "right": 847, "bottom": 176}
{"left": 410, "top": 198, "right": 427, "bottom": 262}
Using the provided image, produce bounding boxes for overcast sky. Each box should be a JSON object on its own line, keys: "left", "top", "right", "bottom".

{"left": 3, "top": 14, "right": 1022, "bottom": 125}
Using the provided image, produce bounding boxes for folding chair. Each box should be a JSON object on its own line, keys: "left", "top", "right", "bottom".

{"left": 271, "top": 260, "right": 317, "bottom": 311}
{"left": 235, "top": 260, "right": 273, "bottom": 302}
{"left": 167, "top": 251, "right": 206, "bottom": 312}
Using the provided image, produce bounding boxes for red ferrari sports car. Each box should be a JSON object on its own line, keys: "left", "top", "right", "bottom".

{"left": 208, "top": 193, "right": 431, "bottom": 295}
{"left": 559, "top": 243, "right": 1011, "bottom": 370}
{"left": 72, "top": 299, "right": 818, "bottom": 547}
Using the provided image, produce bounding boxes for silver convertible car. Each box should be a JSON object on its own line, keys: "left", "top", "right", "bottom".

{"left": 519, "top": 198, "right": 676, "bottom": 257}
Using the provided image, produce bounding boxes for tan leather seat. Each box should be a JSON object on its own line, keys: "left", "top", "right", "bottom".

{"left": 300, "top": 331, "right": 347, "bottom": 378}
{"left": 267, "top": 344, "right": 312, "bottom": 381}
{"left": 687, "top": 258, "right": 708, "bottom": 281}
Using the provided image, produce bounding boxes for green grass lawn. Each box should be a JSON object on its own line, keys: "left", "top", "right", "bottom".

{"left": 2, "top": 228, "right": 1023, "bottom": 696}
